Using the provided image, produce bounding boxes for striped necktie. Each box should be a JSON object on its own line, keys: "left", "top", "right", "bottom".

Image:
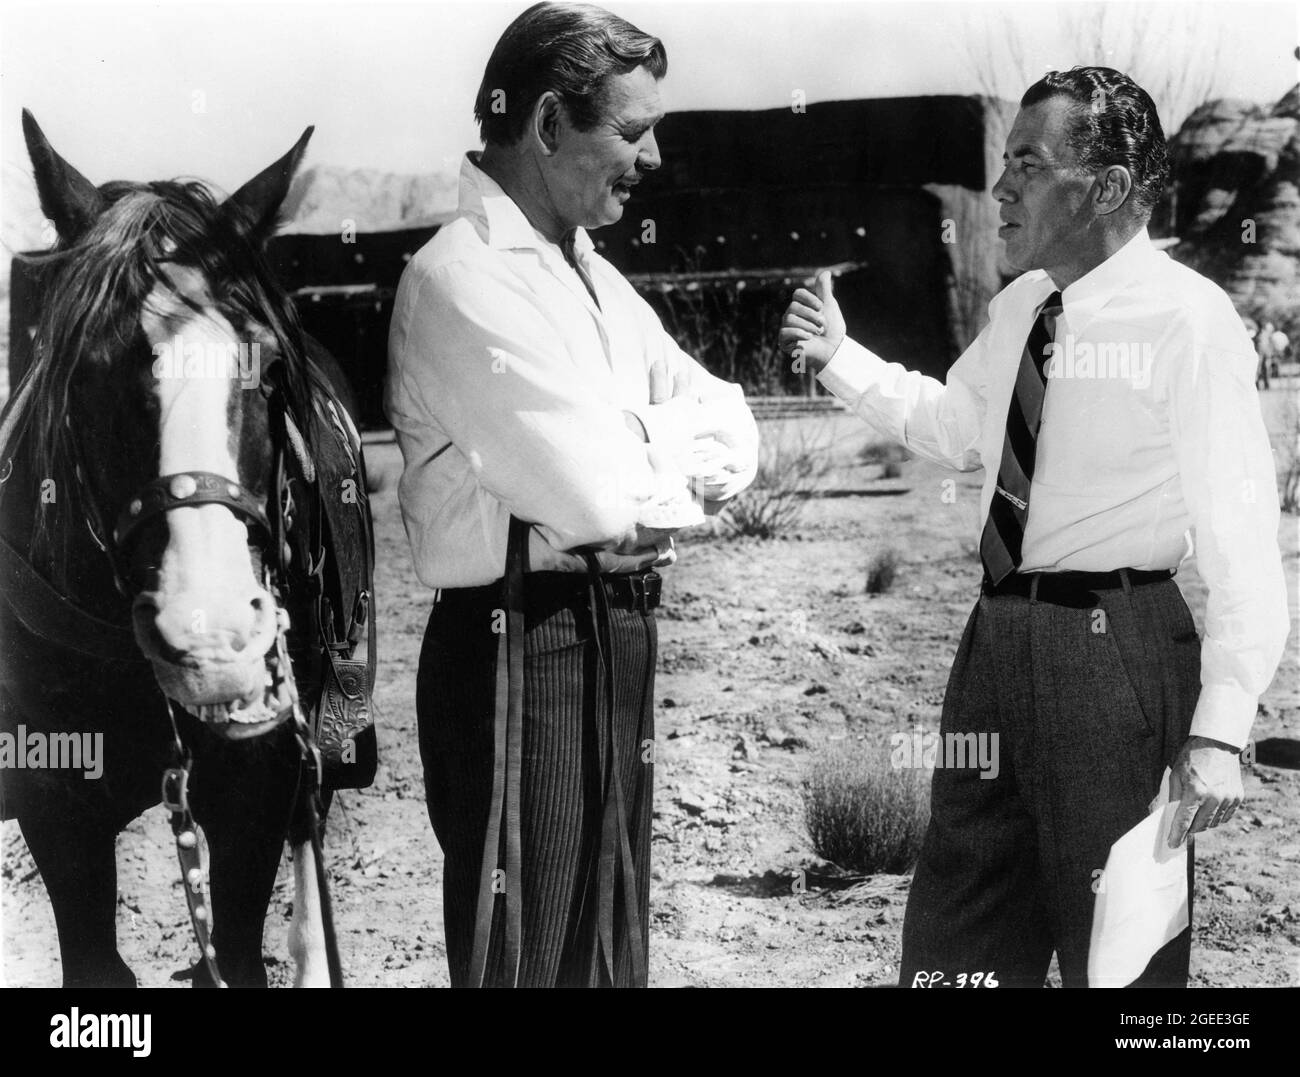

{"left": 561, "top": 230, "right": 601, "bottom": 311}
{"left": 979, "top": 290, "right": 1062, "bottom": 585}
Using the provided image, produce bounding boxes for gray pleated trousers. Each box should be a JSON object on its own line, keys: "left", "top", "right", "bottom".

{"left": 900, "top": 576, "right": 1202, "bottom": 988}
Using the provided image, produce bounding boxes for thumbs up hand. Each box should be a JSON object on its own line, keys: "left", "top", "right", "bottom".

{"left": 779, "top": 270, "right": 847, "bottom": 374}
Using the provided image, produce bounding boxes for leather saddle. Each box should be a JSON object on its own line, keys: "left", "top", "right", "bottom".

{"left": 271, "top": 357, "right": 379, "bottom": 791}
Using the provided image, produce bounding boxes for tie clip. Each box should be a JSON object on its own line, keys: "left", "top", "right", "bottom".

{"left": 995, "top": 485, "right": 1027, "bottom": 511}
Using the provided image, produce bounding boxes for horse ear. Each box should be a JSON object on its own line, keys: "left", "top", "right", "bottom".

{"left": 22, "top": 109, "right": 105, "bottom": 243}
{"left": 225, "top": 126, "right": 314, "bottom": 242}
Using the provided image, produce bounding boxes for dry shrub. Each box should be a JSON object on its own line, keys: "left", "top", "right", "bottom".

{"left": 803, "top": 745, "right": 930, "bottom": 874}
{"left": 724, "top": 426, "right": 831, "bottom": 539}
{"left": 859, "top": 440, "right": 911, "bottom": 467}
{"left": 866, "top": 547, "right": 901, "bottom": 593}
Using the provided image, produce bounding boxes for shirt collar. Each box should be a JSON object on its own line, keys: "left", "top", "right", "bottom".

{"left": 458, "top": 152, "right": 594, "bottom": 259}
{"left": 1057, "top": 227, "right": 1156, "bottom": 335}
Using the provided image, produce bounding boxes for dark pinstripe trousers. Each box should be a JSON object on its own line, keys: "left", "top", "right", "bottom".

{"left": 900, "top": 577, "right": 1201, "bottom": 988}
{"left": 417, "top": 578, "right": 655, "bottom": 988}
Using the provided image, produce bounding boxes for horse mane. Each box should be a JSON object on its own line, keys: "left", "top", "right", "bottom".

{"left": 2, "top": 177, "right": 318, "bottom": 566}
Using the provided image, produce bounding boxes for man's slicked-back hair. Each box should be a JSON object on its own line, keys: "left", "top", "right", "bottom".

{"left": 474, "top": 2, "right": 667, "bottom": 147}
{"left": 1021, "top": 66, "right": 1170, "bottom": 215}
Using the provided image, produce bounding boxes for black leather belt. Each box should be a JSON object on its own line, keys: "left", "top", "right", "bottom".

{"left": 441, "top": 569, "right": 662, "bottom": 618}
{"left": 601, "top": 571, "right": 661, "bottom": 613}
{"left": 981, "top": 568, "right": 1174, "bottom": 608}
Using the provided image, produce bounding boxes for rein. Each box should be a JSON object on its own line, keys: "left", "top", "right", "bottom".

{"left": 160, "top": 727, "right": 226, "bottom": 988}
{"left": 159, "top": 592, "right": 342, "bottom": 990}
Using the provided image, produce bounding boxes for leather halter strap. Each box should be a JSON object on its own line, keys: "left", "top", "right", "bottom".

{"left": 114, "top": 470, "right": 270, "bottom": 552}
{"left": 469, "top": 514, "right": 527, "bottom": 988}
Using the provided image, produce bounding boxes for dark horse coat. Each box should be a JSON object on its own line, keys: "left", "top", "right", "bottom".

{"left": 0, "top": 112, "right": 375, "bottom": 988}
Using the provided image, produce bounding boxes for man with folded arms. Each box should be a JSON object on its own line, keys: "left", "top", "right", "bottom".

{"left": 781, "top": 67, "right": 1288, "bottom": 987}
{"left": 387, "top": 1, "right": 757, "bottom": 988}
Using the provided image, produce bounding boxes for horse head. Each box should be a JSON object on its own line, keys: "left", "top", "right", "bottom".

{"left": 20, "top": 110, "right": 316, "bottom": 738}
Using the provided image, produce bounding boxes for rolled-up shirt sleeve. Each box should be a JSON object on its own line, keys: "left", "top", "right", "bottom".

{"left": 392, "top": 260, "right": 661, "bottom": 552}
{"left": 1167, "top": 314, "right": 1291, "bottom": 750}
{"left": 816, "top": 325, "right": 991, "bottom": 473}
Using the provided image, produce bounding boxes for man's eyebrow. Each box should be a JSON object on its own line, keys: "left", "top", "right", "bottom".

{"left": 1003, "top": 143, "right": 1047, "bottom": 162}
{"left": 623, "top": 110, "right": 665, "bottom": 130}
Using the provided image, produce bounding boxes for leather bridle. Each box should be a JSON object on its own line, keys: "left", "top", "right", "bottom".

{"left": 143, "top": 360, "right": 346, "bottom": 990}
{"left": 114, "top": 470, "right": 271, "bottom": 554}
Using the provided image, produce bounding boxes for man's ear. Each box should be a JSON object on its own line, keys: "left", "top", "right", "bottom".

{"left": 1093, "top": 164, "right": 1133, "bottom": 217}
{"left": 531, "top": 91, "right": 564, "bottom": 156}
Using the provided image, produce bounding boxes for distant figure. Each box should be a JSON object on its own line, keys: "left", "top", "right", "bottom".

{"left": 1270, "top": 325, "right": 1289, "bottom": 377}
{"left": 1256, "top": 321, "right": 1275, "bottom": 389}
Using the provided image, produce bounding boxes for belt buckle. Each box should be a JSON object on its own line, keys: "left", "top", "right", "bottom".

{"left": 629, "top": 571, "right": 661, "bottom": 613}
{"left": 161, "top": 765, "right": 190, "bottom": 814}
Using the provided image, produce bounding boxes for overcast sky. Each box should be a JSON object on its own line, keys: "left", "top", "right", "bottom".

{"left": 1, "top": 0, "right": 1296, "bottom": 200}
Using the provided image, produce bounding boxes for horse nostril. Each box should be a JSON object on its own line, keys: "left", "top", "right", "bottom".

{"left": 249, "top": 591, "right": 278, "bottom": 632}
{"left": 133, "top": 583, "right": 278, "bottom": 662}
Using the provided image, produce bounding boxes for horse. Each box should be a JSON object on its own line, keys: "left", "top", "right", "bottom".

{"left": 0, "top": 111, "right": 377, "bottom": 988}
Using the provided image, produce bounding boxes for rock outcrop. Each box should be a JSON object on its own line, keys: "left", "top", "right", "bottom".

{"left": 279, "top": 164, "right": 458, "bottom": 235}
{"left": 1170, "top": 86, "right": 1300, "bottom": 329}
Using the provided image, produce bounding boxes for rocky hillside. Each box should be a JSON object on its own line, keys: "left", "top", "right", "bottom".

{"left": 1170, "top": 85, "right": 1300, "bottom": 330}
{"left": 279, "top": 163, "right": 458, "bottom": 235}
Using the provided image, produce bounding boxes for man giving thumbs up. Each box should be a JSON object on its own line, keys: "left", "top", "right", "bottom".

{"left": 778, "top": 67, "right": 1287, "bottom": 989}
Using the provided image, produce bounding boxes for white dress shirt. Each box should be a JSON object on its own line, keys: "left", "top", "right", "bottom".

{"left": 386, "top": 154, "right": 758, "bottom": 590}
{"left": 818, "top": 228, "right": 1289, "bottom": 749}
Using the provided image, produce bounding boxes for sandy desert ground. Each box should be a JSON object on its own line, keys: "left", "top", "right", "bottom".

{"left": 2, "top": 391, "right": 1298, "bottom": 989}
